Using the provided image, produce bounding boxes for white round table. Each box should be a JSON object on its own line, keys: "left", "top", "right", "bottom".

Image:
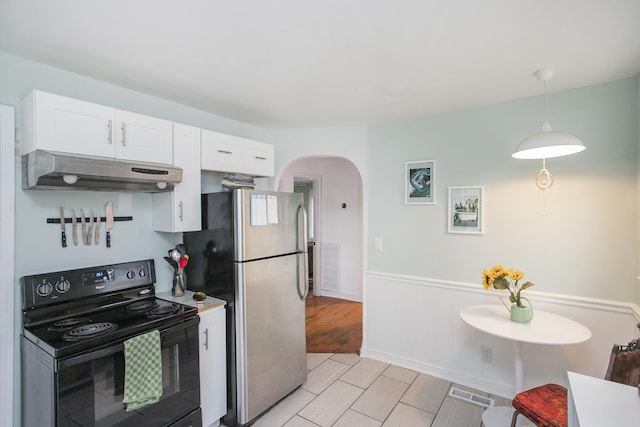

{"left": 460, "top": 304, "right": 591, "bottom": 427}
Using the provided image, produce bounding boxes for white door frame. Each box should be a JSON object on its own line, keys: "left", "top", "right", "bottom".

{"left": 0, "top": 104, "right": 15, "bottom": 426}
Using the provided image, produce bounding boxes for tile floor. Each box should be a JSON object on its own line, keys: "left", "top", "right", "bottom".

{"left": 246, "top": 353, "right": 514, "bottom": 427}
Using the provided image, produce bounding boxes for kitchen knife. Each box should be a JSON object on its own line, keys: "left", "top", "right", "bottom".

{"left": 71, "top": 209, "right": 78, "bottom": 246}
{"left": 95, "top": 212, "right": 101, "bottom": 245}
{"left": 80, "top": 209, "right": 87, "bottom": 245}
{"left": 106, "top": 202, "right": 113, "bottom": 248}
{"left": 60, "top": 207, "right": 67, "bottom": 248}
{"left": 87, "top": 210, "right": 94, "bottom": 246}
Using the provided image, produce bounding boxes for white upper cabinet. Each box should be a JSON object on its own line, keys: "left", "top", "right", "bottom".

{"left": 152, "top": 123, "right": 201, "bottom": 232}
{"left": 115, "top": 110, "right": 173, "bottom": 165}
{"left": 243, "top": 138, "right": 274, "bottom": 177}
{"left": 201, "top": 129, "right": 274, "bottom": 177}
{"left": 23, "top": 90, "right": 116, "bottom": 158}
{"left": 22, "top": 90, "right": 173, "bottom": 165}
{"left": 201, "top": 129, "right": 243, "bottom": 173}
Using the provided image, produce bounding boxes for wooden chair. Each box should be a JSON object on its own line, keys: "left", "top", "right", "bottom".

{"left": 509, "top": 337, "right": 640, "bottom": 427}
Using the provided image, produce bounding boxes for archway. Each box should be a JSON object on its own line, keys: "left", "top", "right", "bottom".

{"left": 278, "top": 156, "right": 363, "bottom": 353}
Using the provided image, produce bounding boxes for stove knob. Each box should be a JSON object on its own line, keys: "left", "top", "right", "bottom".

{"left": 138, "top": 268, "right": 146, "bottom": 278}
{"left": 126, "top": 271, "right": 135, "bottom": 279}
{"left": 55, "top": 279, "right": 71, "bottom": 293}
{"left": 36, "top": 282, "right": 53, "bottom": 297}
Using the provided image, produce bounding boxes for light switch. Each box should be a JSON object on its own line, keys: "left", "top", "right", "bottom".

{"left": 374, "top": 237, "right": 383, "bottom": 251}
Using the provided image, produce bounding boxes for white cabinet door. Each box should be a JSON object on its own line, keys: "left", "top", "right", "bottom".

{"left": 243, "top": 139, "right": 274, "bottom": 177}
{"left": 199, "top": 306, "right": 227, "bottom": 427}
{"left": 201, "top": 129, "right": 243, "bottom": 174}
{"left": 152, "top": 123, "right": 201, "bottom": 232}
{"left": 22, "top": 90, "right": 174, "bottom": 166}
{"left": 115, "top": 110, "right": 173, "bottom": 165}
{"left": 201, "top": 129, "right": 274, "bottom": 177}
{"left": 23, "top": 90, "right": 115, "bottom": 158}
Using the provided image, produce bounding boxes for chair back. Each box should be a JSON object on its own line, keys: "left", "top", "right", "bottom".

{"left": 604, "top": 338, "right": 640, "bottom": 386}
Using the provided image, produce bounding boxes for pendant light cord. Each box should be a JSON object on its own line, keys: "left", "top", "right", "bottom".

{"left": 543, "top": 79, "right": 548, "bottom": 124}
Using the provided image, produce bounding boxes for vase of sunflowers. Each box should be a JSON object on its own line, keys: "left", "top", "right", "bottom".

{"left": 482, "top": 264, "right": 534, "bottom": 323}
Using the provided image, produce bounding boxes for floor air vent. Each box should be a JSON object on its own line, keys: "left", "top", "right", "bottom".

{"left": 448, "top": 386, "right": 495, "bottom": 408}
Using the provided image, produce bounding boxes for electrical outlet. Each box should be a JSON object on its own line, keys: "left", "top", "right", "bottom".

{"left": 481, "top": 346, "right": 493, "bottom": 363}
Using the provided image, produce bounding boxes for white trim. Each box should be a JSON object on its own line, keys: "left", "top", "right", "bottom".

{"left": 362, "top": 270, "right": 640, "bottom": 399}
{"left": 366, "top": 270, "right": 640, "bottom": 316}
{"left": 0, "top": 105, "right": 15, "bottom": 426}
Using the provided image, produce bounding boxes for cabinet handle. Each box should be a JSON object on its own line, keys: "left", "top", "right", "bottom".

{"left": 217, "top": 150, "right": 232, "bottom": 155}
{"left": 204, "top": 328, "right": 209, "bottom": 350}
{"left": 255, "top": 156, "right": 267, "bottom": 160}
{"left": 107, "top": 120, "right": 113, "bottom": 145}
{"left": 178, "top": 201, "right": 184, "bottom": 222}
{"left": 121, "top": 123, "right": 126, "bottom": 146}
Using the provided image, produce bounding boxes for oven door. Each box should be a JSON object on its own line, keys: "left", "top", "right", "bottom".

{"left": 55, "top": 317, "right": 200, "bottom": 427}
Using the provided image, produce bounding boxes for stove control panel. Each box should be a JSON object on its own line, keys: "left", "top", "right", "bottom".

{"left": 21, "top": 259, "right": 156, "bottom": 310}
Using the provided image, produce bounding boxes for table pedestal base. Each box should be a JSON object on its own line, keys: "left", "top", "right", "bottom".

{"left": 482, "top": 406, "right": 531, "bottom": 427}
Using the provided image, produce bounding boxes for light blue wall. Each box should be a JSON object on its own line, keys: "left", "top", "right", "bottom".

{"left": 0, "top": 51, "right": 266, "bottom": 287}
{"left": 2, "top": 49, "right": 639, "bottom": 425}
{"left": 367, "top": 79, "right": 638, "bottom": 302}
{"left": 0, "top": 51, "right": 273, "bottom": 426}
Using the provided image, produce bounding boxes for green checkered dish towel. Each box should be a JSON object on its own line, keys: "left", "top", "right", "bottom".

{"left": 123, "top": 330, "right": 163, "bottom": 411}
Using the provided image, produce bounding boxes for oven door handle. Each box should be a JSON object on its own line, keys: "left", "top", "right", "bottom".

{"left": 57, "top": 317, "right": 199, "bottom": 369}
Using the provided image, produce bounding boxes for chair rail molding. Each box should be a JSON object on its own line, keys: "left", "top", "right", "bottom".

{"left": 361, "top": 270, "right": 640, "bottom": 399}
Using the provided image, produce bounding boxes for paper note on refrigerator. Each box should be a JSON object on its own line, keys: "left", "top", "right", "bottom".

{"left": 250, "top": 193, "right": 267, "bottom": 226}
{"left": 267, "top": 195, "right": 279, "bottom": 224}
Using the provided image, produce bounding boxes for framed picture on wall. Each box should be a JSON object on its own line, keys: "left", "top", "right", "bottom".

{"left": 448, "top": 186, "right": 484, "bottom": 234}
{"left": 405, "top": 160, "right": 435, "bottom": 204}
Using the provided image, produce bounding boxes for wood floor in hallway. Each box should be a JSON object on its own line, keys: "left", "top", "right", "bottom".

{"left": 305, "top": 294, "right": 362, "bottom": 354}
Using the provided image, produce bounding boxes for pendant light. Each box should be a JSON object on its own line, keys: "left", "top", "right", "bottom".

{"left": 512, "top": 67, "right": 585, "bottom": 190}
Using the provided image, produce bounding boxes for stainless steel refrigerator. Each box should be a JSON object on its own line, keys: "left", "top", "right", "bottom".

{"left": 184, "top": 189, "right": 308, "bottom": 426}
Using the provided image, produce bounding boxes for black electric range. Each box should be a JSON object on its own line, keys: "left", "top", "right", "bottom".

{"left": 21, "top": 259, "right": 198, "bottom": 358}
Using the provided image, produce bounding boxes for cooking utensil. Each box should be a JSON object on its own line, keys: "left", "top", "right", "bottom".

{"left": 86, "top": 210, "right": 94, "bottom": 246}
{"left": 80, "top": 209, "right": 88, "bottom": 245}
{"left": 59, "top": 207, "right": 67, "bottom": 248}
{"left": 71, "top": 209, "right": 78, "bottom": 246}
{"left": 105, "top": 202, "right": 113, "bottom": 248}
{"left": 169, "top": 248, "right": 181, "bottom": 264}
{"left": 95, "top": 212, "right": 101, "bottom": 245}
{"left": 179, "top": 254, "right": 189, "bottom": 269}
{"left": 163, "top": 256, "right": 178, "bottom": 269}
{"left": 175, "top": 244, "right": 187, "bottom": 257}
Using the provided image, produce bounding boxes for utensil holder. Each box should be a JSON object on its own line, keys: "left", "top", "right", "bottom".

{"left": 172, "top": 268, "right": 186, "bottom": 296}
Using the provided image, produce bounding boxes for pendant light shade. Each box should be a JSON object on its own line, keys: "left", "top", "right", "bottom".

{"left": 512, "top": 67, "right": 585, "bottom": 161}
{"left": 513, "top": 68, "right": 585, "bottom": 193}
{"left": 513, "top": 123, "right": 586, "bottom": 159}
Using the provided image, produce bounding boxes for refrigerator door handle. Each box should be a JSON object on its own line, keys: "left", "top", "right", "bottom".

{"left": 296, "top": 203, "right": 309, "bottom": 301}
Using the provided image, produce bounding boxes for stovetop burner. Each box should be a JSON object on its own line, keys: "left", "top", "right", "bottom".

{"left": 148, "top": 304, "right": 180, "bottom": 317}
{"left": 63, "top": 322, "right": 119, "bottom": 341}
{"left": 47, "top": 317, "right": 92, "bottom": 332}
{"left": 124, "top": 300, "right": 159, "bottom": 314}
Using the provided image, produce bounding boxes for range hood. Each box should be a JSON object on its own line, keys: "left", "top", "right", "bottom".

{"left": 23, "top": 150, "right": 183, "bottom": 192}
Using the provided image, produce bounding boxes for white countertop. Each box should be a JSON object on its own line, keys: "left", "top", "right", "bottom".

{"left": 157, "top": 290, "right": 226, "bottom": 313}
{"left": 568, "top": 371, "right": 640, "bottom": 427}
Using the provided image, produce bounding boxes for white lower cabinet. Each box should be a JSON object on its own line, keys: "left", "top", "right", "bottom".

{"left": 199, "top": 306, "right": 227, "bottom": 427}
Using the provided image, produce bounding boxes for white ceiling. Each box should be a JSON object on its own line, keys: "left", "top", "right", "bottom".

{"left": 1, "top": 1, "right": 639, "bottom": 128}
